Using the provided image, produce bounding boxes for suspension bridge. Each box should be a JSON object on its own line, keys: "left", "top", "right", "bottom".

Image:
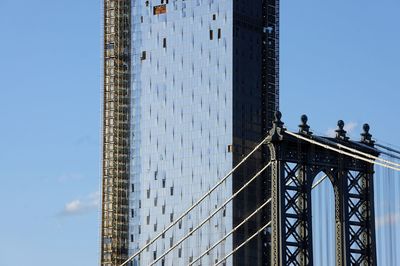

{"left": 118, "top": 112, "right": 400, "bottom": 266}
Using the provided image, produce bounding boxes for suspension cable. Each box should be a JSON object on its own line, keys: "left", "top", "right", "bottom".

{"left": 375, "top": 143, "right": 400, "bottom": 156}
{"left": 189, "top": 198, "right": 272, "bottom": 266}
{"left": 214, "top": 221, "right": 272, "bottom": 266}
{"left": 285, "top": 131, "right": 400, "bottom": 172}
{"left": 148, "top": 162, "right": 272, "bottom": 266}
{"left": 375, "top": 148, "right": 400, "bottom": 161}
{"left": 312, "top": 135, "right": 400, "bottom": 168}
{"left": 312, "top": 175, "right": 328, "bottom": 189}
{"left": 120, "top": 135, "right": 269, "bottom": 266}
{"left": 190, "top": 175, "right": 326, "bottom": 266}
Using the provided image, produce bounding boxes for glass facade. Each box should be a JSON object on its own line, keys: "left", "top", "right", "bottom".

{"left": 130, "top": 1, "right": 234, "bottom": 265}
{"left": 101, "top": 0, "right": 279, "bottom": 265}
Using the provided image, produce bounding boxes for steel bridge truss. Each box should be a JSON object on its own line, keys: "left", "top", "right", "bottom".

{"left": 267, "top": 112, "right": 378, "bottom": 266}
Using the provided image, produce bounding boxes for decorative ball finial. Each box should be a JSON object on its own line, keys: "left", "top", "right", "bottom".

{"left": 363, "top": 123, "right": 370, "bottom": 134}
{"left": 361, "top": 123, "right": 374, "bottom": 145}
{"left": 268, "top": 111, "right": 285, "bottom": 141}
{"left": 338, "top": 120, "right": 345, "bottom": 130}
{"left": 272, "top": 111, "right": 284, "bottom": 128}
{"left": 301, "top": 114, "right": 308, "bottom": 125}
{"left": 275, "top": 111, "right": 282, "bottom": 122}
{"left": 299, "top": 114, "right": 312, "bottom": 135}
{"left": 335, "top": 120, "right": 349, "bottom": 141}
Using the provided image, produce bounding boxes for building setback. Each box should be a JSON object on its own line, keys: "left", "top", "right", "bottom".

{"left": 101, "top": 0, "right": 279, "bottom": 265}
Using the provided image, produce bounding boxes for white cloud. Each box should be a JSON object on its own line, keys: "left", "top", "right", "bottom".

{"left": 60, "top": 191, "right": 100, "bottom": 216}
{"left": 65, "top": 200, "right": 82, "bottom": 213}
{"left": 325, "top": 121, "right": 358, "bottom": 138}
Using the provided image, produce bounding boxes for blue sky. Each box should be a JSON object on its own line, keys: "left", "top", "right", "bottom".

{"left": 0, "top": 1, "right": 399, "bottom": 265}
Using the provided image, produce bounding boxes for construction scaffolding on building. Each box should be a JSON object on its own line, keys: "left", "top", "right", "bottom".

{"left": 101, "top": 0, "right": 131, "bottom": 265}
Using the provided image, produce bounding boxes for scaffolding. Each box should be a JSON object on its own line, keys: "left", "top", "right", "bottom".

{"left": 261, "top": 0, "right": 280, "bottom": 131}
{"left": 101, "top": 0, "right": 131, "bottom": 265}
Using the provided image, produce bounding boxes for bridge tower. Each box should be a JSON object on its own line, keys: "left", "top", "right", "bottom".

{"left": 268, "top": 112, "right": 378, "bottom": 266}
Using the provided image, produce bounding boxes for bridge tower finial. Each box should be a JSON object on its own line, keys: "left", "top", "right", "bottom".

{"left": 361, "top": 123, "right": 375, "bottom": 145}
{"left": 336, "top": 120, "right": 349, "bottom": 141}
{"left": 299, "top": 114, "right": 312, "bottom": 135}
{"left": 268, "top": 111, "right": 285, "bottom": 142}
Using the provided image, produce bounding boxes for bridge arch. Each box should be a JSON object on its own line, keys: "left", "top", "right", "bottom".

{"left": 310, "top": 170, "right": 336, "bottom": 266}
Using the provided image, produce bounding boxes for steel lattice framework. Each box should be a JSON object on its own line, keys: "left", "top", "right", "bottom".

{"left": 267, "top": 112, "right": 378, "bottom": 266}
{"left": 101, "top": 0, "right": 131, "bottom": 265}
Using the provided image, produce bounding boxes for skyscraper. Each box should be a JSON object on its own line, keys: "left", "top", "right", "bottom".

{"left": 101, "top": 0, "right": 279, "bottom": 265}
